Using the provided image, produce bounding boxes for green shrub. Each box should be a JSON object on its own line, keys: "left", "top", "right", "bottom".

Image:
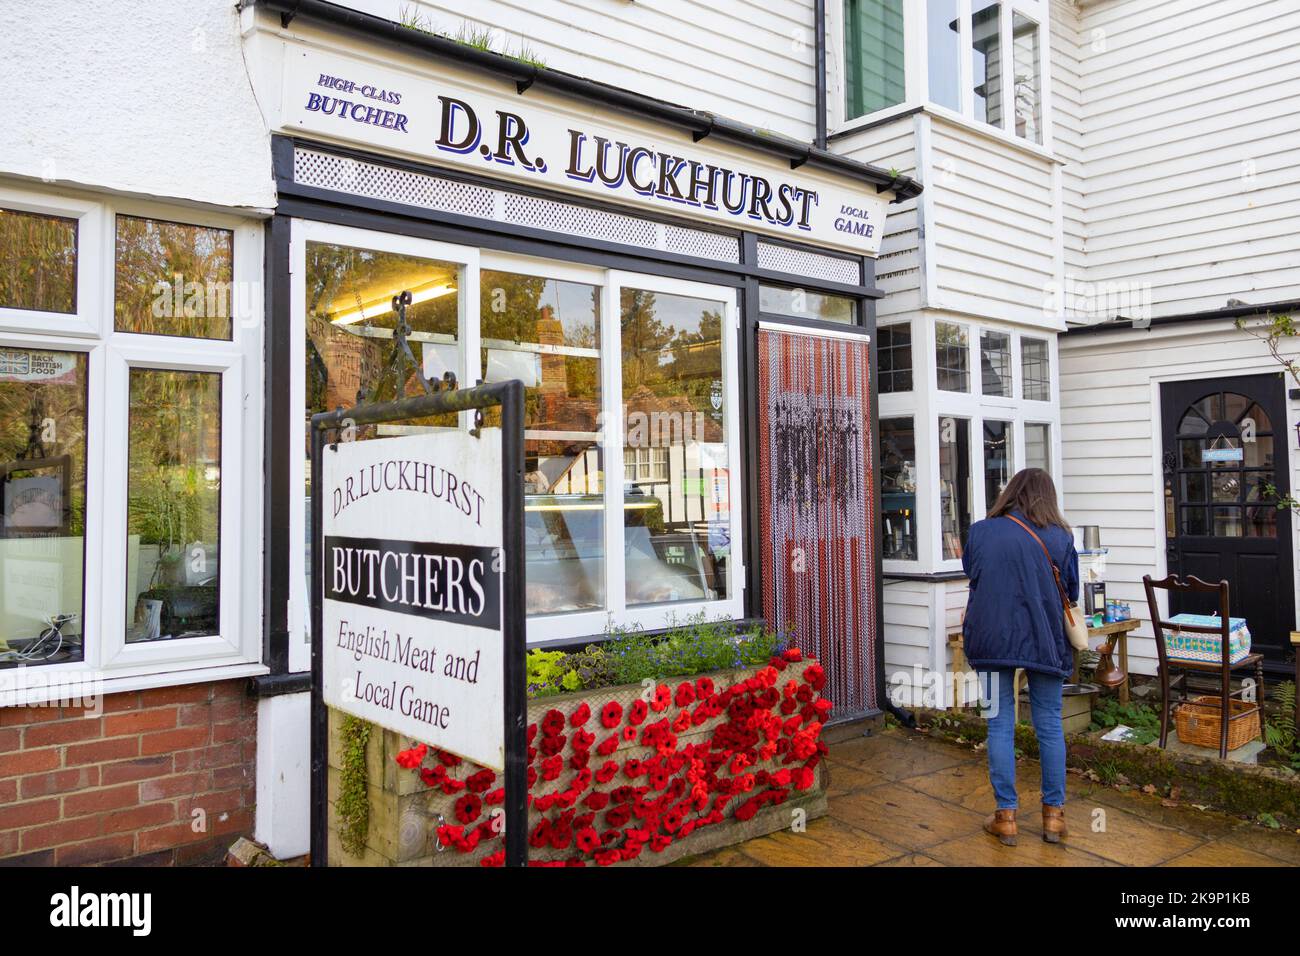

{"left": 1089, "top": 698, "right": 1162, "bottom": 746}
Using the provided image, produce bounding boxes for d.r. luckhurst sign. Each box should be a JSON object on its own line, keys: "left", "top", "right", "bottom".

{"left": 280, "top": 47, "right": 890, "bottom": 257}
{"left": 321, "top": 430, "right": 504, "bottom": 769}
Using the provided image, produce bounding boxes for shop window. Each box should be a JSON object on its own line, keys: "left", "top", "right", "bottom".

{"left": 983, "top": 419, "right": 1014, "bottom": 510}
{"left": 758, "top": 285, "right": 855, "bottom": 325}
{"left": 125, "top": 369, "right": 222, "bottom": 642}
{"left": 878, "top": 324, "right": 912, "bottom": 393}
{"left": 621, "top": 287, "right": 730, "bottom": 606}
{"left": 1012, "top": 13, "right": 1042, "bottom": 143}
{"left": 479, "top": 269, "right": 605, "bottom": 616}
{"left": 844, "top": 0, "right": 906, "bottom": 120}
{"left": 972, "top": 2, "right": 1003, "bottom": 128}
{"left": 939, "top": 415, "right": 971, "bottom": 559}
{"left": 115, "top": 215, "right": 234, "bottom": 340}
{"left": 1025, "top": 422, "right": 1051, "bottom": 475}
{"left": 1021, "top": 336, "right": 1050, "bottom": 400}
{"left": 0, "top": 347, "right": 88, "bottom": 668}
{"left": 927, "top": 0, "right": 962, "bottom": 111}
{"left": 0, "top": 207, "right": 78, "bottom": 314}
{"left": 980, "top": 329, "right": 1011, "bottom": 397}
{"left": 935, "top": 321, "right": 969, "bottom": 392}
{"left": 881, "top": 417, "right": 917, "bottom": 560}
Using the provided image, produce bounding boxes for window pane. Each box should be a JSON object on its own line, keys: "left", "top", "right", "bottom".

{"left": 1012, "top": 13, "right": 1042, "bottom": 143}
{"left": 972, "top": 1, "right": 1003, "bottom": 128}
{"left": 1021, "top": 336, "right": 1050, "bottom": 400}
{"left": 980, "top": 330, "right": 1011, "bottom": 397}
{"left": 845, "top": 0, "right": 906, "bottom": 119}
{"left": 621, "top": 288, "right": 730, "bottom": 606}
{"left": 878, "top": 323, "right": 913, "bottom": 393}
{"left": 927, "top": 0, "right": 962, "bottom": 110}
{"left": 126, "top": 370, "right": 221, "bottom": 642}
{"left": 1025, "top": 422, "right": 1050, "bottom": 475}
{"left": 480, "top": 270, "right": 604, "bottom": 616}
{"left": 983, "top": 419, "right": 1014, "bottom": 511}
{"left": 0, "top": 208, "right": 78, "bottom": 315}
{"left": 0, "top": 348, "right": 87, "bottom": 667}
{"left": 939, "top": 416, "right": 971, "bottom": 559}
{"left": 881, "top": 417, "right": 917, "bottom": 560}
{"left": 115, "top": 215, "right": 234, "bottom": 340}
{"left": 303, "top": 241, "right": 462, "bottom": 608}
{"left": 758, "top": 285, "right": 855, "bottom": 324}
{"left": 936, "top": 321, "right": 969, "bottom": 392}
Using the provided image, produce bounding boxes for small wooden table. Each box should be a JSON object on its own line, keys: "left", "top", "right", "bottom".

{"left": 948, "top": 618, "right": 1141, "bottom": 712}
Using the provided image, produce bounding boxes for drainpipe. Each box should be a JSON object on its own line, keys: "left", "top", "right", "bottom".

{"left": 814, "top": 0, "right": 829, "bottom": 150}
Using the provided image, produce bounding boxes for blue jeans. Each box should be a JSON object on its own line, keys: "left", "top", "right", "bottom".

{"left": 981, "top": 668, "right": 1066, "bottom": 810}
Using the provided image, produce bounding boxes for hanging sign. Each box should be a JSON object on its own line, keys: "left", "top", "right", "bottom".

{"left": 321, "top": 429, "right": 505, "bottom": 769}
{"left": 279, "top": 47, "right": 891, "bottom": 257}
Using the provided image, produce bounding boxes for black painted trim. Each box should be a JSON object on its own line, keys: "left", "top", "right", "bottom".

{"left": 248, "top": 671, "right": 311, "bottom": 698}
{"left": 263, "top": 214, "right": 292, "bottom": 674}
{"left": 1061, "top": 299, "right": 1300, "bottom": 338}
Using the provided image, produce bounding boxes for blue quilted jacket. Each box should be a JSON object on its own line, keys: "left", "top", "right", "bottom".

{"left": 961, "top": 512, "right": 1080, "bottom": 678}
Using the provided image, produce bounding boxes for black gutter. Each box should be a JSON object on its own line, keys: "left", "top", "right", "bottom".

{"left": 814, "top": 0, "right": 828, "bottom": 150}
{"left": 249, "top": 0, "right": 922, "bottom": 202}
{"left": 1062, "top": 299, "right": 1300, "bottom": 338}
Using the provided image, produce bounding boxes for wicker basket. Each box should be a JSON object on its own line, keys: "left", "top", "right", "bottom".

{"left": 1174, "top": 695, "right": 1260, "bottom": 752}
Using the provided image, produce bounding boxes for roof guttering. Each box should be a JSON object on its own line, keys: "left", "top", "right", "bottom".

{"left": 250, "top": 0, "right": 923, "bottom": 203}
{"left": 1061, "top": 299, "right": 1300, "bottom": 338}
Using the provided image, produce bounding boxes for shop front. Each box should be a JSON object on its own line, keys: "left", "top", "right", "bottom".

{"left": 243, "top": 2, "right": 922, "bottom": 858}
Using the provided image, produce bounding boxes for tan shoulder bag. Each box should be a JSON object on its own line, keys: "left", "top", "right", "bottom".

{"left": 1006, "top": 515, "right": 1090, "bottom": 651}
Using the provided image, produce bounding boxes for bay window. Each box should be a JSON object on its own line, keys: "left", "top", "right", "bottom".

{"left": 838, "top": 0, "right": 1049, "bottom": 147}
{"left": 938, "top": 415, "right": 971, "bottom": 559}
{"left": 0, "top": 186, "right": 261, "bottom": 686}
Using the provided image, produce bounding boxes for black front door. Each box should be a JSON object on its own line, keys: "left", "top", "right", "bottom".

{"left": 1160, "top": 373, "right": 1295, "bottom": 667}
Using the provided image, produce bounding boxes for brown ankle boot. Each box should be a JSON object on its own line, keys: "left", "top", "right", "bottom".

{"left": 1042, "top": 804, "right": 1067, "bottom": 844}
{"left": 983, "top": 809, "right": 1017, "bottom": 846}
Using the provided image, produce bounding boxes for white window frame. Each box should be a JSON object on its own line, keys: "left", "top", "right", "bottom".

{"left": 290, "top": 228, "right": 746, "bottom": 651}
{"left": 830, "top": 0, "right": 1053, "bottom": 155}
{"left": 0, "top": 190, "right": 264, "bottom": 702}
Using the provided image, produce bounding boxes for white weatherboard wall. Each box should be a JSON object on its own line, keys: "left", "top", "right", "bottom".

{"left": 333, "top": 0, "right": 820, "bottom": 140}
{"left": 1059, "top": 319, "right": 1300, "bottom": 676}
{"left": 0, "top": 0, "right": 272, "bottom": 210}
{"left": 1058, "top": 0, "right": 1300, "bottom": 320}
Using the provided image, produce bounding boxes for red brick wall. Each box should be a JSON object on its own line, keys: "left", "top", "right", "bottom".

{"left": 0, "top": 679, "right": 256, "bottom": 866}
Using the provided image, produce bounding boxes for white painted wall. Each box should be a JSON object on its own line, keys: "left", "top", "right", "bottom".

{"left": 1056, "top": 0, "right": 1300, "bottom": 321}
{"left": 1059, "top": 318, "right": 1300, "bottom": 675}
{"left": 333, "top": 0, "right": 820, "bottom": 140}
{"left": 0, "top": 0, "right": 273, "bottom": 210}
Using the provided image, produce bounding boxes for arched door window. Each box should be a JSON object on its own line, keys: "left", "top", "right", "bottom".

{"left": 1174, "top": 390, "right": 1276, "bottom": 538}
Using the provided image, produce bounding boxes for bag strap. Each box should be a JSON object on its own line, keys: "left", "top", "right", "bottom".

{"left": 1006, "top": 514, "right": 1075, "bottom": 621}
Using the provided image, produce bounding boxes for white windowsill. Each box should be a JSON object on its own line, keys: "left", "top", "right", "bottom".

{"left": 831, "top": 102, "right": 1063, "bottom": 166}
{"left": 0, "top": 661, "right": 270, "bottom": 709}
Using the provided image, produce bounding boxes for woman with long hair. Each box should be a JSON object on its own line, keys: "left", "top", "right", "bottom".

{"left": 962, "top": 467, "right": 1079, "bottom": 847}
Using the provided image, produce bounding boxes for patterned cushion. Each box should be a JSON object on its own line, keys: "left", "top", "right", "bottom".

{"left": 1164, "top": 613, "right": 1251, "bottom": 664}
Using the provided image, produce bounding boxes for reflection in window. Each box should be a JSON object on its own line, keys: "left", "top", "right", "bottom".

{"left": 126, "top": 370, "right": 221, "bottom": 642}
{"left": 480, "top": 270, "right": 604, "bottom": 616}
{"left": 845, "top": 0, "right": 906, "bottom": 119}
{"left": 1021, "top": 337, "right": 1050, "bottom": 400}
{"left": 878, "top": 324, "right": 912, "bottom": 393}
{"left": 972, "top": 1, "right": 1002, "bottom": 128}
{"left": 1012, "top": 13, "right": 1042, "bottom": 143}
{"left": 1025, "top": 422, "right": 1051, "bottom": 475}
{"left": 928, "top": 0, "right": 962, "bottom": 110}
{"left": 1174, "top": 390, "right": 1278, "bottom": 539}
{"left": 939, "top": 416, "right": 971, "bottom": 559}
{"left": 0, "top": 348, "right": 87, "bottom": 667}
{"left": 936, "top": 322, "right": 969, "bottom": 392}
{"left": 0, "top": 208, "right": 78, "bottom": 315}
{"left": 115, "top": 215, "right": 234, "bottom": 340}
{"left": 983, "top": 419, "right": 1014, "bottom": 510}
{"left": 621, "top": 288, "right": 730, "bottom": 606}
{"left": 758, "top": 285, "right": 855, "bottom": 324}
{"left": 980, "top": 330, "right": 1011, "bottom": 397}
{"left": 881, "top": 417, "right": 917, "bottom": 560}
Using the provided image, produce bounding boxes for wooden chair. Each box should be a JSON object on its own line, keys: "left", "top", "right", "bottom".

{"left": 1142, "top": 574, "right": 1265, "bottom": 759}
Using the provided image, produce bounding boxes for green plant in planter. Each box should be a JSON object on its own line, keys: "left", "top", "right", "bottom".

{"left": 1088, "top": 697, "right": 1161, "bottom": 746}
{"left": 526, "top": 649, "right": 569, "bottom": 697}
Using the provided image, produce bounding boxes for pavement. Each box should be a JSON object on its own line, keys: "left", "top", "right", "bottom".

{"left": 686, "top": 726, "right": 1300, "bottom": 867}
